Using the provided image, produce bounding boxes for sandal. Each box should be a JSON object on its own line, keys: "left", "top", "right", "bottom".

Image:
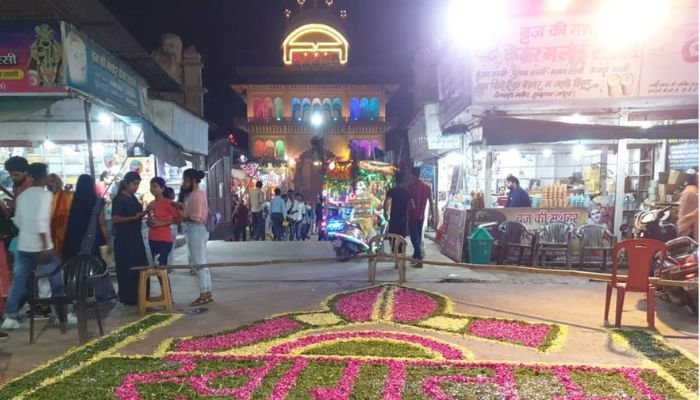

{"left": 190, "top": 293, "right": 213, "bottom": 307}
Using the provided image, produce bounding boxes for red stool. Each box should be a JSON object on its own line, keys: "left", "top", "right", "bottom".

{"left": 0, "top": 238, "right": 11, "bottom": 313}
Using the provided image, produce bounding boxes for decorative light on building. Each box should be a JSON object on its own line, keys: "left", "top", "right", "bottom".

{"left": 297, "top": 0, "right": 305, "bottom": 6}
{"left": 311, "top": 113, "right": 323, "bottom": 127}
{"left": 448, "top": 0, "right": 507, "bottom": 50}
{"left": 284, "top": 8, "right": 292, "bottom": 19}
{"left": 282, "top": 23, "right": 349, "bottom": 65}
{"left": 325, "top": 0, "right": 334, "bottom": 7}
{"left": 329, "top": 161, "right": 336, "bottom": 170}
{"left": 339, "top": 9, "right": 347, "bottom": 19}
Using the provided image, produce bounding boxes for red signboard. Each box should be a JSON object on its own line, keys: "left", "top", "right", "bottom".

{"left": 0, "top": 21, "right": 66, "bottom": 94}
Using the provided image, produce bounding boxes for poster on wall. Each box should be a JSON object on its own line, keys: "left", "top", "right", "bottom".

{"left": 470, "top": 12, "right": 698, "bottom": 103}
{"left": 61, "top": 23, "right": 148, "bottom": 116}
{"left": 0, "top": 21, "right": 66, "bottom": 94}
{"left": 668, "top": 139, "right": 699, "bottom": 171}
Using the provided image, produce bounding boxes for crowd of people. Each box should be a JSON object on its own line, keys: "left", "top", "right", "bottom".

{"left": 232, "top": 183, "right": 319, "bottom": 242}
{"left": 0, "top": 156, "right": 216, "bottom": 337}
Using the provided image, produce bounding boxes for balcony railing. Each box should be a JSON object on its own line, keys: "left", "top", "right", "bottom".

{"left": 237, "top": 116, "right": 389, "bottom": 125}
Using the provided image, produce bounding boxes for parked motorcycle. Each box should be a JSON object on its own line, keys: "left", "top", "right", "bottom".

{"left": 621, "top": 206, "right": 698, "bottom": 315}
{"left": 327, "top": 214, "right": 386, "bottom": 261}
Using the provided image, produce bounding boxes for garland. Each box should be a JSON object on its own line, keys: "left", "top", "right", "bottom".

{"left": 0, "top": 313, "right": 180, "bottom": 400}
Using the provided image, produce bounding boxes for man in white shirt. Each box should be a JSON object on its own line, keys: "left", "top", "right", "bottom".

{"left": 2, "top": 163, "right": 66, "bottom": 330}
{"left": 290, "top": 193, "right": 306, "bottom": 241}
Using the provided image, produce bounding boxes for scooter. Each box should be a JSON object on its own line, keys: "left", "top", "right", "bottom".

{"left": 327, "top": 214, "right": 386, "bottom": 261}
{"left": 656, "top": 237, "right": 698, "bottom": 315}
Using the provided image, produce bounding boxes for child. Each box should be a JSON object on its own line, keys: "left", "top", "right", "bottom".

{"left": 147, "top": 178, "right": 180, "bottom": 266}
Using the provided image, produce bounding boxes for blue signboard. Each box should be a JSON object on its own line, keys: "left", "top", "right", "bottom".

{"left": 62, "top": 23, "right": 147, "bottom": 116}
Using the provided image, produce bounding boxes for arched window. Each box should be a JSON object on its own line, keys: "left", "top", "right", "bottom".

{"left": 254, "top": 140, "right": 265, "bottom": 158}
{"left": 274, "top": 97, "right": 284, "bottom": 119}
{"left": 369, "top": 97, "right": 380, "bottom": 119}
{"left": 275, "top": 140, "right": 285, "bottom": 159}
{"left": 263, "top": 97, "right": 274, "bottom": 119}
{"left": 349, "top": 97, "right": 360, "bottom": 120}
{"left": 311, "top": 98, "right": 322, "bottom": 118}
{"left": 302, "top": 98, "right": 311, "bottom": 121}
{"left": 253, "top": 98, "right": 265, "bottom": 119}
{"left": 264, "top": 140, "right": 275, "bottom": 158}
{"left": 360, "top": 98, "right": 370, "bottom": 120}
{"left": 332, "top": 97, "right": 342, "bottom": 120}
{"left": 291, "top": 98, "right": 301, "bottom": 121}
{"left": 322, "top": 98, "right": 332, "bottom": 121}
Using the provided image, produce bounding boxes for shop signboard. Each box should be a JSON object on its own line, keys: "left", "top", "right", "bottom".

{"left": 470, "top": 12, "right": 698, "bottom": 103}
{"left": 0, "top": 21, "right": 66, "bottom": 94}
{"left": 473, "top": 207, "right": 591, "bottom": 232}
{"left": 425, "top": 103, "right": 462, "bottom": 150}
{"left": 668, "top": 139, "right": 699, "bottom": 171}
{"left": 441, "top": 207, "right": 468, "bottom": 262}
{"left": 61, "top": 23, "right": 148, "bottom": 116}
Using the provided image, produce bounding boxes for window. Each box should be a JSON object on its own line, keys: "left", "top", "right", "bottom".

{"left": 332, "top": 97, "right": 342, "bottom": 119}
{"left": 254, "top": 140, "right": 265, "bottom": 158}
{"left": 264, "top": 140, "right": 275, "bottom": 158}
{"left": 369, "top": 97, "right": 380, "bottom": 119}
{"left": 253, "top": 98, "right": 265, "bottom": 119}
{"left": 311, "top": 98, "right": 322, "bottom": 118}
{"left": 275, "top": 140, "right": 285, "bottom": 159}
{"left": 322, "top": 98, "right": 332, "bottom": 121}
{"left": 349, "top": 97, "right": 360, "bottom": 120}
{"left": 292, "top": 98, "right": 301, "bottom": 121}
{"left": 302, "top": 98, "right": 311, "bottom": 121}
{"left": 263, "top": 97, "right": 274, "bottom": 119}
{"left": 274, "top": 97, "right": 284, "bottom": 119}
{"left": 360, "top": 97, "right": 369, "bottom": 120}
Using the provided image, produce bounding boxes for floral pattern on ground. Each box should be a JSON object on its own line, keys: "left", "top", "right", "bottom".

{"left": 175, "top": 317, "right": 305, "bottom": 352}
{"left": 293, "top": 312, "right": 343, "bottom": 326}
{"left": 331, "top": 286, "right": 383, "bottom": 322}
{"left": 23, "top": 354, "right": 686, "bottom": 400}
{"left": 418, "top": 316, "right": 471, "bottom": 332}
{"left": 390, "top": 287, "right": 440, "bottom": 323}
{"left": 466, "top": 319, "right": 555, "bottom": 349}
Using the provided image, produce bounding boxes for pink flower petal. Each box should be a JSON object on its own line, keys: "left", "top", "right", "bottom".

{"left": 334, "top": 287, "right": 383, "bottom": 322}
{"left": 391, "top": 287, "right": 439, "bottom": 323}
{"left": 467, "top": 320, "right": 551, "bottom": 348}
{"left": 175, "top": 317, "right": 304, "bottom": 352}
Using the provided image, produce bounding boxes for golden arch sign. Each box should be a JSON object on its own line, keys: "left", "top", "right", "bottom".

{"left": 282, "top": 23, "right": 349, "bottom": 65}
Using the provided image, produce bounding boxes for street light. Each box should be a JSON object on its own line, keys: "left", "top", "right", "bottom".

{"left": 311, "top": 113, "right": 323, "bottom": 127}
{"left": 448, "top": 0, "right": 507, "bottom": 50}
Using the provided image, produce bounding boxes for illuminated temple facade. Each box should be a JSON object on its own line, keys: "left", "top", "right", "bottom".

{"left": 232, "top": 0, "right": 398, "bottom": 200}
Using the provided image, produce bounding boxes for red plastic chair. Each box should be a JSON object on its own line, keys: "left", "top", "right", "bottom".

{"left": 605, "top": 239, "right": 667, "bottom": 328}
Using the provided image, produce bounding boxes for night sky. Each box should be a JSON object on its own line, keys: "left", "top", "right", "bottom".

{"left": 103, "top": 0, "right": 449, "bottom": 143}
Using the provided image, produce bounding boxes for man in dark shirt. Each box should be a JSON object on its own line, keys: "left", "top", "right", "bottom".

{"left": 407, "top": 167, "right": 436, "bottom": 268}
{"left": 506, "top": 175, "right": 531, "bottom": 208}
{"left": 383, "top": 174, "right": 415, "bottom": 238}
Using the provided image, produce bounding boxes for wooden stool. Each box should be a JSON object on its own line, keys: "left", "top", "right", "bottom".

{"left": 368, "top": 234, "right": 407, "bottom": 284}
{"left": 138, "top": 268, "right": 173, "bottom": 315}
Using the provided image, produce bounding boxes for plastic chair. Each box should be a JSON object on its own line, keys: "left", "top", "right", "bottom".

{"left": 604, "top": 239, "right": 667, "bottom": 328}
{"left": 30, "top": 255, "right": 108, "bottom": 344}
{"left": 535, "top": 221, "right": 575, "bottom": 269}
{"left": 496, "top": 221, "right": 537, "bottom": 266}
{"left": 576, "top": 224, "right": 616, "bottom": 271}
{"left": 368, "top": 234, "right": 407, "bottom": 284}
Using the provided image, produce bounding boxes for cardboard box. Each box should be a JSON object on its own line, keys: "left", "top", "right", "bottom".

{"left": 657, "top": 183, "right": 680, "bottom": 198}
{"left": 669, "top": 170, "right": 689, "bottom": 185}
{"left": 658, "top": 171, "right": 669, "bottom": 184}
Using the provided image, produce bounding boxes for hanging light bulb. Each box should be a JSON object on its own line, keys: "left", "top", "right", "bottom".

{"left": 43, "top": 137, "right": 55, "bottom": 150}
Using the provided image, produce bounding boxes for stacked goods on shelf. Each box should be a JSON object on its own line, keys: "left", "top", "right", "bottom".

{"left": 583, "top": 166, "right": 601, "bottom": 194}
{"left": 541, "top": 183, "right": 568, "bottom": 208}
{"left": 656, "top": 170, "right": 686, "bottom": 202}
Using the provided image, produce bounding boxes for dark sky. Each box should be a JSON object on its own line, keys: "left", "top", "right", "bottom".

{"left": 103, "top": 0, "right": 448, "bottom": 141}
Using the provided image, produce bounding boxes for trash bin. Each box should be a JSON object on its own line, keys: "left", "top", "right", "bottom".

{"left": 468, "top": 227, "right": 494, "bottom": 264}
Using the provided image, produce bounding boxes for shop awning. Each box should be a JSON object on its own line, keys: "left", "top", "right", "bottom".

{"left": 480, "top": 117, "right": 699, "bottom": 145}
{"left": 149, "top": 100, "right": 209, "bottom": 155}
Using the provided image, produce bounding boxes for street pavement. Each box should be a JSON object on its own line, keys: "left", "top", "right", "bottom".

{"left": 0, "top": 237, "right": 697, "bottom": 383}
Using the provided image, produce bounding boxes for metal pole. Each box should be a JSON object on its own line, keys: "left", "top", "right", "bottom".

{"left": 83, "top": 100, "right": 96, "bottom": 178}
{"left": 613, "top": 139, "right": 628, "bottom": 239}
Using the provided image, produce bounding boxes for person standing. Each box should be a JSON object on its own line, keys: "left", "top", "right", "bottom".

{"left": 163, "top": 187, "right": 179, "bottom": 265}
{"left": 63, "top": 175, "right": 111, "bottom": 260}
{"left": 384, "top": 174, "right": 415, "bottom": 239}
{"left": 407, "top": 167, "right": 436, "bottom": 268}
{"left": 95, "top": 171, "right": 109, "bottom": 198}
{"left": 232, "top": 196, "right": 249, "bottom": 242}
{"left": 178, "top": 169, "right": 213, "bottom": 306}
{"left": 249, "top": 181, "right": 265, "bottom": 241}
{"left": 505, "top": 175, "right": 531, "bottom": 208}
{"left": 111, "top": 172, "right": 149, "bottom": 306}
{"left": 291, "top": 193, "right": 305, "bottom": 241}
{"left": 47, "top": 174, "right": 73, "bottom": 259}
{"left": 269, "top": 188, "right": 287, "bottom": 241}
{"left": 678, "top": 171, "right": 698, "bottom": 240}
{"left": 2, "top": 163, "right": 67, "bottom": 330}
{"left": 147, "top": 177, "right": 180, "bottom": 266}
